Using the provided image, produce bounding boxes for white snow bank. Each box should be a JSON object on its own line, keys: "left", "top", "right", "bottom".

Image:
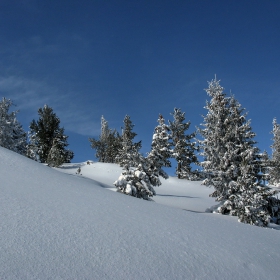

{"left": 1, "top": 147, "right": 280, "bottom": 279}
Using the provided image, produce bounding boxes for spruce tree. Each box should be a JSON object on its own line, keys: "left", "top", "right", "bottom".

{"left": 27, "top": 105, "right": 73, "bottom": 166}
{"left": 0, "top": 97, "right": 27, "bottom": 155}
{"left": 117, "top": 115, "right": 142, "bottom": 169}
{"left": 199, "top": 78, "right": 277, "bottom": 226}
{"left": 270, "top": 118, "right": 280, "bottom": 186}
{"left": 105, "top": 129, "right": 122, "bottom": 163}
{"left": 114, "top": 114, "right": 171, "bottom": 200}
{"left": 89, "top": 116, "right": 121, "bottom": 163}
{"left": 146, "top": 114, "right": 171, "bottom": 181}
{"left": 169, "top": 108, "right": 198, "bottom": 179}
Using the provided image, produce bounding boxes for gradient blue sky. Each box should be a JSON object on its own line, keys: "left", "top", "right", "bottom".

{"left": 0, "top": 0, "right": 279, "bottom": 173}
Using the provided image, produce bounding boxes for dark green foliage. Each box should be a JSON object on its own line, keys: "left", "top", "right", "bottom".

{"left": 169, "top": 108, "right": 198, "bottom": 179}
{"left": 117, "top": 115, "right": 142, "bottom": 169}
{"left": 27, "top": 105, "right": 73, "bottom": 166}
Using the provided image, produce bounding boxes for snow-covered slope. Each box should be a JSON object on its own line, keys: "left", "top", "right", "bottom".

{"left": 57, "top": 161, "right": 218, "bottom": 213}
{"left": 1, "top": 147, "right": 280, "bottom": 280}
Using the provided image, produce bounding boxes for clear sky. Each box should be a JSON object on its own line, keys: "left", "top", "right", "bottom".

{"left": 0, "top": 0, "right": 279, "bottom": 173}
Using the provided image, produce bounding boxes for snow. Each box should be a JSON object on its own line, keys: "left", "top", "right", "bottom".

{"left": 1, "top": 147, "right": 280, "bottom": 279}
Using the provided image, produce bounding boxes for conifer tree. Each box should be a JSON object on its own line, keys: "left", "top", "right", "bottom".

{"left": 105, "top": 129, "right": 122, "bottom": 163}
{"left": 0, "top": 97, "right": 27, "bottom": 155}
{"left": 117, "top": 115, "right": 142, "bottom": 169}
{"left": 146, "top": 114, "right": 171, "bottom": 181}
{"left": 114, "top": 114, "right": 171, "bottom": 200}
{"left": 169, "top": 108, "right": 198, "bottom": 179}
{"left": 199, "top": 78, "right": 277, "bottom": 226}
{"left": 89, "top": 116, "right": 121, "bottom": 163}
{"left": 270, "top": 118, "right": 280, "bottom": 186}
{"left": 27, "top": 105, "right": 73, "bottom": 166}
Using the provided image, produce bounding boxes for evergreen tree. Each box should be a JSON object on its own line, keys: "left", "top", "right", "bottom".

{"left": 27, "top": 105, "right": 73, "bottom": 166}
{"left": 114, "top": 154, "right": 157, "bottom": 200}
{"left": 89, "top": 116, "right": 121, "bottom": 163}
{"left": 169, "top": 108, "right": 198, "bottom": 179}
{"left": 198, "top": 78, "right": 231, "bottom": 191}
{"left": 116, "top": 115, "right": 142, "bottom": 169}
{"left": 146, "top": 114, "right": 171, "bottom": 181}
{"left": 105, "top": 129, "right": 122, "bottom": 163}
{"left": 0, "top": 97, "right": 27, "bottom": 155}
{"left": 199, "top": 78, "right": 277, "bottom": 226}
{"left": 270, "top": 118, "right": 280, "bottom": 186}
{"left": 114, "top": 114, "right": 171, "bottom": 200}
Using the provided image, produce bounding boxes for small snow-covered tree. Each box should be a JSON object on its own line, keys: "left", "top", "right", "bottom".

{"left": 169, "top": 108, "right": 198, "bottom": 179}
{"left": 114, "top": 114, "right": 171, "bottom": 200}
{"left": 270, "top": 118, "right": 280, "bottom": 186}
{"left": 114, "top": 155, "right": 157, "bottom": 200}
{"left": 27, "top": 105, "right": 73, "bottom": 165}
{"left": 0, "top": 97, "right": 27, "bottom": 155}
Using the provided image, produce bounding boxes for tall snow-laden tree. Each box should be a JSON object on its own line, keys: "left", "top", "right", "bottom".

{"left": 199, "top": 78, "right": 277, "bottom": 226}
{"left": 89, "top": 116, "right": 121, "bottom": 163}
{"left": 116, "top": 115, "right": 142, "bottom": 169}
{"left": 198, "top": 77, "right": 233, "bottom": 199}
{"left": 0, "top": 97, "right": 27, "bottom": 155}
{"left": 147, "top": 114, "right": 171, "bottom": 180}
{"left": 27, "top": 105, "right": 73, "bottom": 166}
{"left": 169, "top": 108, "right": 198, "bottom": 179}
{"left": 270, "top": 118, "right": 280, "bottom": 186}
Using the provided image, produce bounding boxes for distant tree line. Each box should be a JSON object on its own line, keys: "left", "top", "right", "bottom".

{"left": 1, "top": 76, "right": 280, "bottom": 227}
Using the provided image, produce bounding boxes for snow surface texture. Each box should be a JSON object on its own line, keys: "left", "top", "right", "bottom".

{"left": 1, "top": 147, "right": 280, "bottom": 280}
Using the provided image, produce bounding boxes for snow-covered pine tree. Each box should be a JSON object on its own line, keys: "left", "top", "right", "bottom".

{"left": 116, "top": 115, "right": 142, "bottom": 169}
{"left": 223, "top": 146, "right": 277, "bottom": 227}
{"left": 0, "top": 97, "right": 27, "bottom": 155}
{"left": 270, "top": 118, "right": 280, "bottom": 186}
{"left": 169, "top": 108, "right": 198, "bottom": 179}
{"left": 114, "top": 154, "right": 157, "bottom": 200}
{"left": 146, "top": 114, "right": 172, "bottom": 182}
{"left": 198, "top": 77, "right": 233, "bottom": 200}
{"left": 199, "top": 78, "right": 277, "bottom": 226}
{"left": 27, "top": 105, "right": 73, "bottom": 165}
{"left": 114, "top": 114, "right": 171, "bottom": 200}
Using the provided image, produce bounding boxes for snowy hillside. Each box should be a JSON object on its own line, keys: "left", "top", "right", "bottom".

{"left": 1, "top": 147, "right": 280, "bottom": 280}
{"left": 57, "top": 161, "right": 217, "bottom": 213}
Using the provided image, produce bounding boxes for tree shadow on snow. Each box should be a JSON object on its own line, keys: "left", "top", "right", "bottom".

{"left": 183, "top": 209, "right": 207, "bottom": 213}
{"left": 156, "top": 194, "right": 199, "bottom": 199}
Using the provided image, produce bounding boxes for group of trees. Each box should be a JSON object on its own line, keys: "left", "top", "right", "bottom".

{"left": 0, "top": 99, "right": 73, "bottom": 167}
{"left": 1, "top": 76, "right": 280, "bottom": 227}
{"left": 90, "top": 111, "right": 199, "bottom": 199}
{"left": 89, "top": 77, "right": 280, "bottom": 227}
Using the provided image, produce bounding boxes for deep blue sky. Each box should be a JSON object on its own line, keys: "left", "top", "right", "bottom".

{"left": 0, "top": 0, "right": 279, "bottom": 174}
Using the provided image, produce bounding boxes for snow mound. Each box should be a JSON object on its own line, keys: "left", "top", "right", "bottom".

{"left": 1, "top": 147, "right": 280, "bottom": 279}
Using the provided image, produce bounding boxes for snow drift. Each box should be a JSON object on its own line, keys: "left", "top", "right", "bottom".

{"left": 0, "top": 147, "right": 280, "bottom": 279}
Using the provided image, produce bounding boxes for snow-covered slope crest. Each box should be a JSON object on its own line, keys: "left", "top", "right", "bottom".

{"left": 1, "top": 147, "right": 280, "bottom": 280}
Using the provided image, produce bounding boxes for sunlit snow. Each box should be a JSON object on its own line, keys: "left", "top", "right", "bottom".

{"left": 1, "top": 147, "right": 280, "bottom": 279}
